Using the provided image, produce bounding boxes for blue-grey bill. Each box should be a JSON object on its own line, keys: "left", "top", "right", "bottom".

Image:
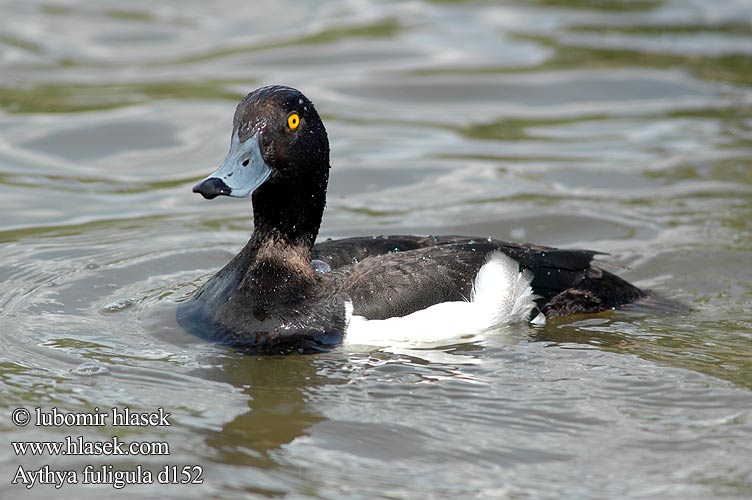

{"left": 192, "top": 131, "right": 271, "bottom": 199}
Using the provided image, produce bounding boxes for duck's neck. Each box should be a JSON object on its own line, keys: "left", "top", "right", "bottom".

{"left": 242, "top": 176, "right": 327, "bottom": 288}
{"left": 250, "top": 177, "right": 326, "bottom": 248}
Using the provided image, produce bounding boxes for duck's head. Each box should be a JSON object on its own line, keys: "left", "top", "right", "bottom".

{"left": 193, "top": 85, "right": 329, "bottom": 200}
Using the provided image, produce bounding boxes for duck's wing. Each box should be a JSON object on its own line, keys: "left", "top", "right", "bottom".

{"left": 312, "top": 235, "right": 562, "bottom": 268}
{"left": 325, "top": 239, "right": 641, "bottom": 320}
{"left": 312, "top": 235, "right": 449, "bottom": 269}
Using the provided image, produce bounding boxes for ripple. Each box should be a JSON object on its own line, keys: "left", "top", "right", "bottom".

{"left": 101, "top": 298, "right": 134, "bottom": 313}
{"left": 70, "top": 361, "right": 109, "bottom": 376}
{"left": 0, "top": 1, "right": 751, "bottom": 499}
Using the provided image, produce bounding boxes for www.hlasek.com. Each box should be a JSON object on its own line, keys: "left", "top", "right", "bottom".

{"left": 9, "top": 407, "right": 204, "bottom": 489}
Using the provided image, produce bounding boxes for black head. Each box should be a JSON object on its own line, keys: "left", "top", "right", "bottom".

{"left": 193, "top": 85, "right": 330, "bottom": 199}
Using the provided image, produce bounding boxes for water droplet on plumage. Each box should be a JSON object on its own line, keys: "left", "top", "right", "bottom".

{"left": 311, "top": 259, "right": 331, "bottom": 274}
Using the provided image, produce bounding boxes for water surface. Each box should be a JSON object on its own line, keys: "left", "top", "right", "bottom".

{"left": 1, "top": 0, "right": 751, "bottom": 498}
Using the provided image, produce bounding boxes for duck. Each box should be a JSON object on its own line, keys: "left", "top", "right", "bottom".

{"left": 177, "top": 85, "right": 646, "bottom": 354}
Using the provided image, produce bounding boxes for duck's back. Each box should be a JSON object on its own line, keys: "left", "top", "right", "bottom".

{"left": 313, "top": 235, "right": 645, "bottom": 320}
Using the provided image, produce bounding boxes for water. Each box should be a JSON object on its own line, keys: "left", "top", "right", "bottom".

{"left": 1, "top": 0, "right": 751, "bottom": 498}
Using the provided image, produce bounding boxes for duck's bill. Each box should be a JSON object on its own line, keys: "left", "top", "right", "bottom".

{"left": 192, "top": 131, "right": 271, "bottom": 199}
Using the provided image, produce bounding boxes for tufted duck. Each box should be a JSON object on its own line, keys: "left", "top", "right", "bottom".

{"left": 177, "top": 86, "right": 646, "bottom": 353}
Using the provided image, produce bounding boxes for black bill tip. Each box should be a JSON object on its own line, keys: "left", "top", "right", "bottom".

{"left": 192, "top": 177, "right": 231, "bottom": 200}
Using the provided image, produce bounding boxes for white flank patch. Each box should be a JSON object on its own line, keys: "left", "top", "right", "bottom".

{"left": 344, "top": 251, "right": 543, "bottom": 348}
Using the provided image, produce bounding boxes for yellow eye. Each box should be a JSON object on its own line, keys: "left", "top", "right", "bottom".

{"left": 287, "top": 113, "right": 300, "bottom": 130}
